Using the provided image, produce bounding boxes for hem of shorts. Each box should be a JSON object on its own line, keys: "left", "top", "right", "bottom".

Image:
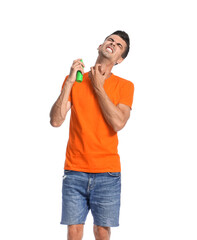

{"left": 93, "top": 222, "right": 119, "bottom": 227}
{"left": 60, "top": 221, "right": 85, "bottom": 225}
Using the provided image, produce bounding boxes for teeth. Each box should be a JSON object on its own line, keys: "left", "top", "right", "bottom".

{"left": 107, "top": 47, "right": 112, "bottom": 53}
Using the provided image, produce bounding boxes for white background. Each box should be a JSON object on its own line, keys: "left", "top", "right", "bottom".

{"left": 0, "top": 0, "right": 196, "bottom": 239}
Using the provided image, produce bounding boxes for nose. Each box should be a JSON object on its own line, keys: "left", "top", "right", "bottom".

{"left": 110, "top": 42, "right": 116, "bottom": 47}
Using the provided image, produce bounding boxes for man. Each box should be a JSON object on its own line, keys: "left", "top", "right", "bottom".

{"left": 50, "top": 30, "right": 134, "bottom": 240}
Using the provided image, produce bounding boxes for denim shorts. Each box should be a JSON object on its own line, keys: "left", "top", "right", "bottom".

{"left": 60, "top": 170, "right": 121, "bottom": 227}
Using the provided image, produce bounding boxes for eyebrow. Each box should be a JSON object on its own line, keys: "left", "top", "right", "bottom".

{"left": 108, "top": 37, "right": 123, "bottom": 48}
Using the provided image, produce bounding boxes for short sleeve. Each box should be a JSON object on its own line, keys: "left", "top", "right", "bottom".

{"left": 61, "top": 75, "right": 72, "bottom": 102}
{"left": 118, "top": 80, "right": 134, "bottom": 110}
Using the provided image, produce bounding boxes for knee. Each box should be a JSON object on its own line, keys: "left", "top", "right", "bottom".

{"left": 67, "top": 224, "right": 84, "bottom": 240}
{"left": 93, "top": 225, "right": 111, "bottom": 240}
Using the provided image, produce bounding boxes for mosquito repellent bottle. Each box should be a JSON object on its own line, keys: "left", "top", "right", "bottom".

{"left": 76, "top": 59, "right": 84, "bottom": 82}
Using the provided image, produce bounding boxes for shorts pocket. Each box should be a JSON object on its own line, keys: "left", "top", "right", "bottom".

{"left": 107, "top": 172, "right": 121, "bottom": 177}
{"left": 62, "top": 170, "right": 72, "bottom": 179}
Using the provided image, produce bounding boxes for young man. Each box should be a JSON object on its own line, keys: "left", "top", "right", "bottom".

{"left": 50, "top": 30, "right": 134, "bottom": 240}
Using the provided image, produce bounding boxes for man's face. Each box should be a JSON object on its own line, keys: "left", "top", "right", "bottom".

{"left": 98, "top": 34, "right": 127, "bottom": 65}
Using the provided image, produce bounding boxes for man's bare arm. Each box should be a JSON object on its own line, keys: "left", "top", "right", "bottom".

{"left": 90, "top": 64, "right": 129, "bottom": 132}
{"left": 50, "top": 80, "right": 73, "bottom": 127}
{"left": 49, "top": 58, "right": 85, "bottom": 127}
{"left": 93, "top": 86, "right": 125, "bottom": 132}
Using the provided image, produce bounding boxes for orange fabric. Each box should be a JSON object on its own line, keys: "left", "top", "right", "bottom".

{"left": 61, "top": 72, "right": 134, "bottom": 173}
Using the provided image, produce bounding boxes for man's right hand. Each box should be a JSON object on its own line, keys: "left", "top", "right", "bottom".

{"left": 67, "top": 59, "right": 85, "bottom": 83}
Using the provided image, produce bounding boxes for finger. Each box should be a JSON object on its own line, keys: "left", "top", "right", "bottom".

{"left": 81, "top": 62, "right": 85, "bottom": 68}
{"left": 73, "top": 62, "right": 81, "bottom": 68}
{"left": 90, "top": 67, "right": 94, "bottom": 76}
{"left": 76, "top": 62, "right": 85, "bottom": 71}
{"left": 95, "top": 63, "right": 101, "bottom": 69}
{"left": 71, "top": 63, "right": 79, "bottom": 72}
{"left": 95, "top": 64, "right": 99, "bottom": 72}
{"left": 95, "top": 64, "right": 102, "bottom": 74}
{"left": 73, "top": 59, "right": 85, "bottom": 67}
{"left": 73, "top": 58, "right": 82, "bottom": 63}
{"left": 78, "top": 66, "right": 84, "bottom": 75}
{"left": 73, "top": 62, "right": 85, "bottom": 70}
{"left": 98, "top": 65, "right": 103, "bottom": 74}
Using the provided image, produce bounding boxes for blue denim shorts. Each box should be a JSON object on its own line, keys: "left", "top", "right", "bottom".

{"left": 60, "top": 170, "right": 121, "bottom": 227}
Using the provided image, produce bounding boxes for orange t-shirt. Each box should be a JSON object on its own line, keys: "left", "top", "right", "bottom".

{"left": 61, "top": 72, "right": 134, "bottom": 173}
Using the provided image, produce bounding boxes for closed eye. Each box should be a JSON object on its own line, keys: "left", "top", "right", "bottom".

{"left": 108, "top": 38, "right": 114, "bottom": 42}
{"left": 108, "top": 38, "right": 123, "bottom": 48}
{"left": 117, "top": 43, "right": 123, "bottom": 49}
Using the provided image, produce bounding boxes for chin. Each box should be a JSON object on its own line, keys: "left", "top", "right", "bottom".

{"left": 100, "top": 51, "right": 112, "bottom": 59}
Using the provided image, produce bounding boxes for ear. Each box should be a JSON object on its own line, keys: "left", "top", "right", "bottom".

{"left": 97, "top": 44, "right": 102, "bottom": 51}
{"left": 116, "top": 57, "right": 124, "bottom": 64}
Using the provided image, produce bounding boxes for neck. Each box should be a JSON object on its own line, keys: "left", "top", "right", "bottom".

{"left": 94, "top": 56, "right": 114, "bottom": 79}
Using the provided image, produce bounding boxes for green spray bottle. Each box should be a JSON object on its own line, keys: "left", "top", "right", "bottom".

{"left": 76, "top": 59, "right": 84, "bottom": 82}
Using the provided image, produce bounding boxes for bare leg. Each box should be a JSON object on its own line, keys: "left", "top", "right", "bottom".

{"left": 67, "top": 224, "right": 84, "bottom": 240}
{"left": 93, "top": 225, "right": 111, "bottom": 240}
